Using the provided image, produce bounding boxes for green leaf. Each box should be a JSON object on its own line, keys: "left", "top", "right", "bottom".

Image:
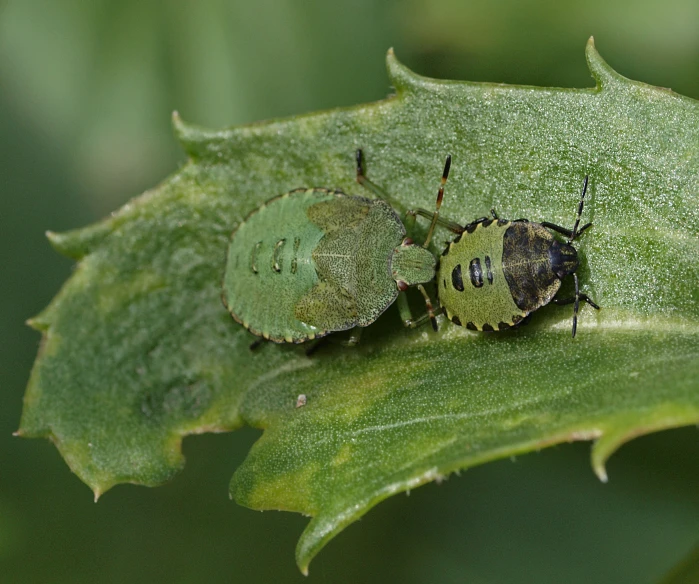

{"left": 19, "top": 39, "right": 699, "bottom": 572}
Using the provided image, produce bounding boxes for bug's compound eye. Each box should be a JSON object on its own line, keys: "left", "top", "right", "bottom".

{"left": 396, "top": 280, "right": 409, "bottom": 292}
{"left": 402, "top": 237, "right": 414, "bottom": 246}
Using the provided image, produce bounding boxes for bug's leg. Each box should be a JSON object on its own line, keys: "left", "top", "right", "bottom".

{"left": 249, "top": 338, "right": 265, "bottom": 351}
{"left": 404, "top": 312, "right": 439, "bottom": 329}
{"left": 541, "top": 222, "right": 574, "bottom": 238}
{"left": 419, "top": 284, "right": 439, "bottom": 331}
{"left": 460, "top": 213, "right": 506, "bottom": 233}
{"left": 467, "top": 214, "right": 498, "bottom": 226}
{"left": 305, "top": 331, "right": 363, "bottom": 355}
{"left": 552, "top": 293, "right": 600, "bottom": 309}
{"left": 397, "top": 286, "right": 440, "bottom": 331}
{"left": 421, "top": 155, "right": 452, "bottom": 247}
{"left": 572, "top": 273, "right": 581, "bottom": 338}
{"left": 470, "top": 208, "right": 500, "bottom": 224}
{"left": 403, "top": 207, "right": 417, "bottom": 233}
{"left": 580, "top": 295, "right": 601, "bottom": 310}
{"left": 540, "top": 221, "right": 592, "bottom": 238}
{"left": 344, "top": 327, "right": 363, "bottom": 347}
{"left": 409, "top": 208, "right": 464, "bottom": 234}
{"left": 551, "top": 273, "right": 600, "bottom": 337}
{"left": 355, "top": 149, "right": 394, "bottom": 201}
{"left": 575, "top": 222, "right": 593, "bottom": 238}
{"left": 396, "top": 290, "right": 415, "bottom": 327}
{"left": 462, "top": 210, "right": 503, "bottom": 229}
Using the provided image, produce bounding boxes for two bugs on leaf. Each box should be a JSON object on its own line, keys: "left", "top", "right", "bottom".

{"left": 222, "top": 151, "right": 599, "bottom": 345}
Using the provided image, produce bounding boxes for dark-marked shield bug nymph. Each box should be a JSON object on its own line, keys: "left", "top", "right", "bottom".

{"left": 412, "top": 175, "right": 600, "bottom": 337}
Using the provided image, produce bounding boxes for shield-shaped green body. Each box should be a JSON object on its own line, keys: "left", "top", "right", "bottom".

{"left": 223, "top": 188, "right": 435, "bottom": 343}
{"left": 438, "top": 219, "right": 579, "bottom": 331}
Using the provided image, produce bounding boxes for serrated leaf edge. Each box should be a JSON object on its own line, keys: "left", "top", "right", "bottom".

{"left": 295, "top": 409, "right": 699, "bottom": 574}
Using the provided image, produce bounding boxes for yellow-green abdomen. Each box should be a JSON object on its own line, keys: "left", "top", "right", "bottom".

{"left": 438, "top": 220, "right": 527, "bottom": 331}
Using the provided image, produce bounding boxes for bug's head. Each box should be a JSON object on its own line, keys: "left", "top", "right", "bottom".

{"left": 391, "top": 239, "right": 436, "bottom": 287}
{"left": 549, "top": 240, "right": 579, "bottom": 280}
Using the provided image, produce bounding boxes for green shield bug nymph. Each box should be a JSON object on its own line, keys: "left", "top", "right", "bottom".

{"left": 412, "top": 175, "right": 600, "bottom": 337}
{"left": 222, "top": 151, "right": 449, "bottom": 344}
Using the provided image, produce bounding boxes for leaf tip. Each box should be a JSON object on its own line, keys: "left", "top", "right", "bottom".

{"left": 585, "top": 37, "right": 623, "bottom": 88}
{"left": 46, "top": 222, "right": 113, "bottom": 260}
{"left": 171, "top": 110, "right": 185, "bottom": 138}
{"left": 296, "top": 548, "right": 311, "bottom": 576}
{"left": 590, "top": 406, "right": 699, "bottom": 484}
{"left": 46, "top": 230, "right": 73, "bottom": 256}
{"left": 26, "top": 313, "right": 50, "bottom": 332}
{"left": 171, "top": 111, "right": 215, "bottom": 159}
{"left": 86, "top": 476, "right": 117, "bottom": 503}
{"left": 46, "top": 229, "right": 82, "bottom": 256}
{"left": 590, "top": 428, "right": 626, "bottom": 483}
{"left": 386, "top": 48, "right": 417, "bottom": 94}
{"left": 295, "top": 519, "right": 327, "bottom": 575}
{"left": 592, "top": 458, "right": 609, "bottom": 483}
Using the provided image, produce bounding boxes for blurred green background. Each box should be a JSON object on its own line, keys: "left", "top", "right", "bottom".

{"left": 2, "top": 0, "right": 698, "bottom": 582}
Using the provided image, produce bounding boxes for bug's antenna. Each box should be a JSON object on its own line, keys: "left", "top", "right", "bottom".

{"left": 568, "top": 175, "right": 591, "bottom": 243}
{"left": 423, "top": 155, "right": 451, "bottom": 248}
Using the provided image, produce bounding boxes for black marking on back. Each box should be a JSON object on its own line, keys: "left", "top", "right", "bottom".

{"left": 482, "top": 323, "right": 494, "bottom": 332}
{"left": 466, "top": 321, "right": 478, "bottom": 331}
{"left": 469, "top": 258, "right": 483, "bottom": 288}
{"left": 465, "top": 223, "right": 478, "bottom": 234}
{"left": 482, "top": 219, "right": 493, "bottom": 228}
{"left": 451, "top": 315, "right": 462, "bottom": 326}
{"left": 451, "top": 264, "right": 465, "bottom": 292}
{"left": 497, "top": 321, "right": 511, "bottom": 330}
{"left": 502, "top": 223, "right": 558, "bottom": 312}
{"left": 485, "top": 255, "right": 493, "bottom": 284}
